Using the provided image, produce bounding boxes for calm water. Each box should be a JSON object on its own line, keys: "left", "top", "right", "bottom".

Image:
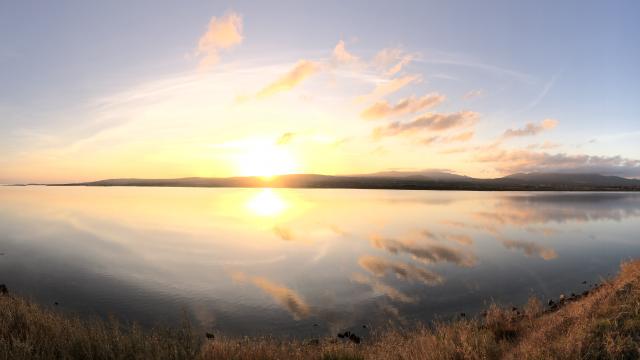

{"left": 1, "top": 186, "right": 640, "bottom": 337}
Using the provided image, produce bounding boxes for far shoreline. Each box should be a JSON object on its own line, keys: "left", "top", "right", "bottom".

{"left": 5, "top": 171, "right": 640, "bottom": 192}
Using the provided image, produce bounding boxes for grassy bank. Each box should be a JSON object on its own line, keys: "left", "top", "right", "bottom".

{"left": 2, "top": 261, "right": 640, "bottom": 359}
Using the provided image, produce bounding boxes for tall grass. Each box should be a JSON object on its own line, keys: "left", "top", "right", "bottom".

{"left": 2, "top": 260, "right": 640, "bottom": 359}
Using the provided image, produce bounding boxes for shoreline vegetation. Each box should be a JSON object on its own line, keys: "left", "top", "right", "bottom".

{"left": 3, "top": 261, "right": 640, "bottom": 359}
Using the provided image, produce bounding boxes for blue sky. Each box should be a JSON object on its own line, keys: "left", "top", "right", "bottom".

{"left": 1, "top": 0, "right": 639, "bottom": 182}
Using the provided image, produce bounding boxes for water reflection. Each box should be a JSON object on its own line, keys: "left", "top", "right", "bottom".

{"left": 1, "top": 188, "right": 640, "bottom": 337}
{"left": 369, "top": 234, "right": 476, "bottom": 267}
{"left": 246, "top": 189, "right": 287, "bottom": 217}
{"left": 358, "top": 255, "right": 443, "bottom": 285}
{"left": 231, "top": 272, "right": 311, "bottom": 320}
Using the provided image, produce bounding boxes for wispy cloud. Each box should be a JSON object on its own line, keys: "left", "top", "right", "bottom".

{"left": 526, "top": 141, "right": 560, "bottom": 150}
{"left": 373, "top": 48, "right": 414, "bottom": 76}
{"left": 196, "top": 12, "right": 243, "bottom": 69}
{"left": 356, "top": 75, "right": 420, "bottom": 103}
{"left": 519, "top": 72, "right": 561, "bottom": 113}
{"left": 361, "top": 93, "right": 446, "bottom": 120}
{"left": 463, "top": 89, "right": 484, "bottom": 100}
{"left": 421, "top": 131, "right": 475, "bottom": 145}
{"left": 256, "top": 60, "right": 320, "bottom": 98}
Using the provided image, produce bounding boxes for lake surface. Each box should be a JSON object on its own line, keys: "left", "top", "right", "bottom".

{"left": 1, "top": 186, "right": 640, "bottom": 337}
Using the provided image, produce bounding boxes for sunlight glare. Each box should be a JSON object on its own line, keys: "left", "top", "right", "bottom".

{"left": 246, "top": 189, "right": 287, "bottom": 216}
{"left": 236, "top": 145, "right": 299, "bottom": 179}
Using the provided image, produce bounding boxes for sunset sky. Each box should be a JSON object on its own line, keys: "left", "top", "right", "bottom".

{"left": 1, "top": 1, "right": 639, "bottom": 183}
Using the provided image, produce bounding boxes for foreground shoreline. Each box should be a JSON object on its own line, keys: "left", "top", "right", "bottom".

{"left": 3, "top": 261, "right": 640, "bottom": 359}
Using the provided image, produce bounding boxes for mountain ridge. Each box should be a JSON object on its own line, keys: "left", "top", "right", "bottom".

{"left": 43, "top": 171, "right": 640, "bottom": 191}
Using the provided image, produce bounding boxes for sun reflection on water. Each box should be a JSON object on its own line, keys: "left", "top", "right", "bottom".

{"left": 246, "top": 188, "right": 287, "bottom": 217}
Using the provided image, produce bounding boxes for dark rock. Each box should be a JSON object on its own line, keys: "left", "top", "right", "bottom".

{"left": 54, "top": 302, "right": 59, "bottom": 306}
{"left": 548, "top": 299, "right": 555, "bottom": 307}
{"left": 511, "top": 306, "right": 518, "bottom": 312}
{"left": 313, "top": 323, "right": 319, "bottom": 327}
{"left": 205, "top": 332, "right": 215, "bottom": 340}
{"left": 337, "top": 333, "right": 345, "bottom": 339}
{"left": 582, "top": 290, "right": 590, "bottom": 296}
{"left": 362, "top": 325, "right": 367, "bottom": 328}
{"left": 348, "top": 334, "right": 361, "bottom": 344}
{"left": 0, "top": 284, "right": 7, "bottom": 295}
{"left": 582, "top": 281, "right": 587, "bottom": 284}
{"left": 460, "top": 312, "right": 466, "bottom": 317}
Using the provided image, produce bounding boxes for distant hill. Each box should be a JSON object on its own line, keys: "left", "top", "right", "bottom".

{"left": 48, "top": 172, "right": 640, "bottom": 191}
{"left": 356, "top": 170, "right": 473, "bottom": 182}
{"left": 500, "top": 173, "right": 640, "bottom": 187}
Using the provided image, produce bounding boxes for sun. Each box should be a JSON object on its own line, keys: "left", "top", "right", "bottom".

{"left": 235, "top": 144, "right": 300, "bottom": 178}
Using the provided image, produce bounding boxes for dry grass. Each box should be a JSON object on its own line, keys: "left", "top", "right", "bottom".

{"left": 3, "top": 260, "right": 640, "bottom": 359}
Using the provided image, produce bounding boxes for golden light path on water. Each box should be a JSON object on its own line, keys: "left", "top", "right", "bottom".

{"left": 245, "top": 188, "right": 288, "bottom": 217}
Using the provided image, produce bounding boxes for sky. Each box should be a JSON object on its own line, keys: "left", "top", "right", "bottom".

{"left": 1, "top": 0, "right": 639, "bottom": 183}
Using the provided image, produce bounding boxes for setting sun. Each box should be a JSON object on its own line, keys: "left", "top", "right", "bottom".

{"left": 235, "top": 144, "right": 300, "bottom": 179}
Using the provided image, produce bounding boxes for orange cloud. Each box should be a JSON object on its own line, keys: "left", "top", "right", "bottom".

{"left": 196, "top": 12, "right": 243, "bottom": 69}
{"left": 502, "top": 118, "right": 558, "bottom": 138}
{"left": 257, "top": 60, "right": 320, "bottom": 98}
{"left": 373, "top": 111, "right": 479, "bottom": 138}
{"left": 332, "top": 40, "right": 358, "bottom": 64}
{"left": 361, "top": 93, "right": 446, "bottom": 120}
